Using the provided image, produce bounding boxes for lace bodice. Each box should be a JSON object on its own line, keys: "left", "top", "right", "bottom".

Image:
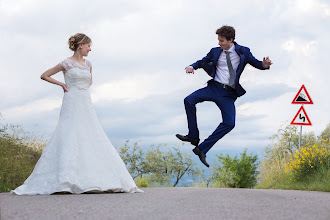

{"left": 59, "top": 58, "right": 92, "bottom": 90}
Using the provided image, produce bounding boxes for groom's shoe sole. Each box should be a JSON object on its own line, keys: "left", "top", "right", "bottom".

{"left": 192, "top": 147, "right": 210, "bottom": 168}
{"left": 175, "top": 134, "right": 200, "bottom": 147}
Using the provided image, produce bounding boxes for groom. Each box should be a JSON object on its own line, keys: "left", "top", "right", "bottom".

{"left": 176, "top": 25, "right": 272, "bottom": 167}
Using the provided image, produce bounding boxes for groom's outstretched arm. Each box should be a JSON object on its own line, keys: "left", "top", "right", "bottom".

{"left": 245, "top": 48, "right": 272, "bottom": 70}
{"left": 185, "top": 48, "right": 215, "bottom": 74}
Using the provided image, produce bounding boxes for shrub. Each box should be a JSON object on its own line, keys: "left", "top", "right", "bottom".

{"left": 0, "top": 136, "right": 41, "bottom": 192}
{"left": 0, "top": 115, "right": 44, "bottom": 192}
{"left": 285, "top": 137, "right": 330, "bottom": 181}
{"left": 211, "top": 170, "right": 237, "bottom": 188}
{"left": 136, "top": 177, "right": 149, "bottom": 187}
{"left": 212, "top": 148, "right": 259, "bottom": 188}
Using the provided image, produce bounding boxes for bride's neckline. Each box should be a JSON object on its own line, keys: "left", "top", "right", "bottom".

{"left": 67, "top": 57, "right": 86, "bottom": 66}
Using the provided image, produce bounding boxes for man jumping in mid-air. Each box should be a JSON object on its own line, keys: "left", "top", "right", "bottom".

{"left": 176, "top": 25, "right": 272, "bottom": 167}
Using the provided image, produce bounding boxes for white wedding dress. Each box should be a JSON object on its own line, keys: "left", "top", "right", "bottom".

{"left": 11, "top": 58, "right": 142, "bottom": 195}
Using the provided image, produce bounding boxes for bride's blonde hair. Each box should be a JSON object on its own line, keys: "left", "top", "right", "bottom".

{"left": 68, "top": 33, "right": 91, "bottom": 51}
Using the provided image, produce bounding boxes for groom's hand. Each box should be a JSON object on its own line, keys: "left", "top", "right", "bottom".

{"left": 185, "top": 66, "right": 195, "bottom": 74}
{"left": 263, "top": 56, "right": 273, "bottom": 68}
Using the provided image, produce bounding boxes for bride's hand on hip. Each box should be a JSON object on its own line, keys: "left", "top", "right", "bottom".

{"left": 61, "top": 84, "right": 69, "bottom": 93}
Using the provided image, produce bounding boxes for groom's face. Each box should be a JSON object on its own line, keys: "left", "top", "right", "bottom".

{"left": 218, "top": 35, "right": 233, "bottom": 50}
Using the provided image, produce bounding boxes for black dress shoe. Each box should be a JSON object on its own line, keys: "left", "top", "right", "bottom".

{"left": 192, "top": 147, "right": 209, "bottom": 167}
{"left": 175, "top": 134, "right": 200, "bottom": 147}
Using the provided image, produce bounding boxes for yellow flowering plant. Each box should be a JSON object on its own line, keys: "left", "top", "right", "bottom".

{"left": 285, "top": 137, "right": 329, "bottom": 181}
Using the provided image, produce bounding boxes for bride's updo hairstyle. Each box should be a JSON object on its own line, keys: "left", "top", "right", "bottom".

{"left": 68, "top": 33, "right": 91, "bottom": 51}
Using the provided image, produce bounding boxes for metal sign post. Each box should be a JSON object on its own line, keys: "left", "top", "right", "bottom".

{"left": 299, "top": 125, "right": 302, "bottom": 148}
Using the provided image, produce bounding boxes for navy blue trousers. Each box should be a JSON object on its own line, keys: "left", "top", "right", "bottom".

{"left": 184, "top": 80, "right": 237, "bottom": 154}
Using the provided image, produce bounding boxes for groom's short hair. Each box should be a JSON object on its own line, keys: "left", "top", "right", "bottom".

{"left": 216, "top": 25, "right": 235, "bottom": 41}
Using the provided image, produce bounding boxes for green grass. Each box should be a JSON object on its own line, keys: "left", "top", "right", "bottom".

{"left": 0, "top": 136, "right": 41, "bottom": 193}
{"left": 256, "top": 167, "right": 330, "bottom": 192}
{"left": 256, "top": 157, "right": 330, "bottom": 192}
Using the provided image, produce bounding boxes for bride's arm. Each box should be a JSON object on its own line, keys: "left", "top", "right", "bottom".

{"left": 89, "top": 66, "right": 93, "bottom": 87}
{"left": 41, "top": 64, "right": 68, "bottom": 92}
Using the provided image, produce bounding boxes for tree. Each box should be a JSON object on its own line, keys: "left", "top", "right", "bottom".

{"left": 195, "top": 168, "right": 213, "bottom": 187}
{"left": 118, "top": 140, "right": 146, "bottom": 179}
{"left": 143, "top": 146, "right": 172, "bottom": 186}
{"left": 319, "top": 123, "right": 330, "bottom": 140}
{"left": 118, "top": 142, "right": 200, "bottom": 187}
{"left": 265, "top": 124, "right": 318, "bottom": 163}
{"left": 267, "top": 124, "right": 299, "bottom": 158}
{"left": 170, "top": 148, "right": 198, "bottom": 187}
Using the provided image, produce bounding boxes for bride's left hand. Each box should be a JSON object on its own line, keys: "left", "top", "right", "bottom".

{"left": 61, "top": 84, "right": 69, "bottom": 92}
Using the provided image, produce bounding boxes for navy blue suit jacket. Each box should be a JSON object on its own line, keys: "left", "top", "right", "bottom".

{"left": 190, "top": 42, "right": 268, "bottom": 97}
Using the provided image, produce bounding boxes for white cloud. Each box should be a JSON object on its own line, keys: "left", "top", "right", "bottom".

{"left": 281, "top": 40, "right": 296, "bottom": 52}
{"left": 91, "top": 73, "right": 170, "bottom": 102}
{"left": 2, "top": 97, "right": 62, "bottom": 119}
{"left": 322, "top": 3, "right": 330, "bottom": 17}
{"left": 281, "top": 39, "right": 318, "bottom": 56}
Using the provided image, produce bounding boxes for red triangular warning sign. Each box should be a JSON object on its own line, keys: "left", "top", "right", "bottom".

{"left": 292, "top": 85, "right": 313, "bottom": 104}
{"left": 291, "top": 106, "right": 312, "bottom": 126}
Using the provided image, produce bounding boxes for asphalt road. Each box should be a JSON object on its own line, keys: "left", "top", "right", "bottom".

{"left": 0, "top": 188, "right": 329, "bottom": 220}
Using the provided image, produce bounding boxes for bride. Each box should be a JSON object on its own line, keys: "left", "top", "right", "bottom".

{"left": 11, "top": 33, "right": 143, "bottom": 195}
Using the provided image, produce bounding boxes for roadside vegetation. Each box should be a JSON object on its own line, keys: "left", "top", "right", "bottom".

{"left": 0, "top": 114, "right": 45, "bottom": 192}
{"left": 256, "top": 124, "right": 330, "bottom": 192}
{"left": 1, "top": 112, "right": 329, "bottom": 192}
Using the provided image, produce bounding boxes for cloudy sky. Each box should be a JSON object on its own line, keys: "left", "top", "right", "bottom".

{"left": 1, "top": 0, "right": 329, "bottom": 157}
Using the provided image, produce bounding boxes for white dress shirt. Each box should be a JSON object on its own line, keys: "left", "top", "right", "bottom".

{"left": 214, "top": 44, "right": 240, "bottom": 86}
